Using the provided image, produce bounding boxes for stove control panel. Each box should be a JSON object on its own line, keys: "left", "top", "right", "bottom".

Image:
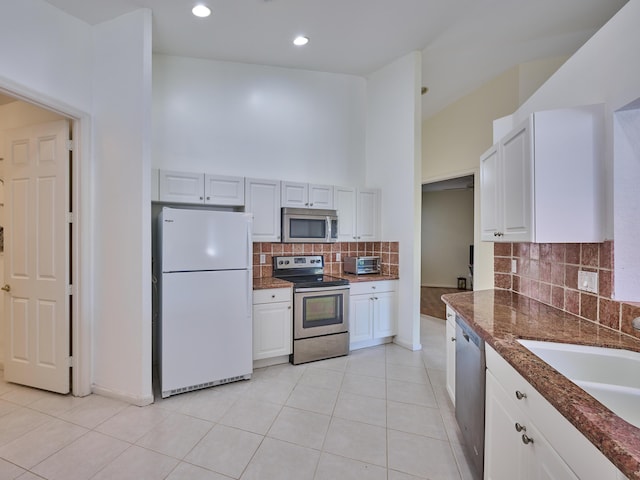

{"left": 274, "top": 255, "right": 324, "bottom": 270}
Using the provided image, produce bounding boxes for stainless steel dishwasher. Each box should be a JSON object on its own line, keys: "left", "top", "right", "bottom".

{"left": 455, "top": 314, "right": 485, "bottom": 480}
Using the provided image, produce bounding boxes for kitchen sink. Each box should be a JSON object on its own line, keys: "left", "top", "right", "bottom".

{"left": 518, "top": 339, "right": 640, "bottom": 428}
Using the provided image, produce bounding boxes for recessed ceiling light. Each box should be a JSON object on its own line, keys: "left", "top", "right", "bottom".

{"left": 192, "top": 4, "right": 211, "bottom": 17}
{"left": 293, "top": 36, "right": 309, "bottom": 46}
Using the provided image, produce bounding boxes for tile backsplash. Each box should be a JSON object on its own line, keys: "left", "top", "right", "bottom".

{"left": 494, "top": 241, "right": 640, "bottom": 340}
{"left": 253, "top": 241, "right": 399, "bottom": 278}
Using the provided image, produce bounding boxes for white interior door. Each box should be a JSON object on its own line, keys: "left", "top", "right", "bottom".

{"left": 3, "top": 119, "right": 70, "bottom": 394}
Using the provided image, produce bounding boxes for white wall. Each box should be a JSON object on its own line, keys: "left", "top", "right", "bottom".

{"left": 366, "top": 52, "right": 422, "bottom": 350}
{"left": 0, "top": 101, "right": 65, "bottom": 368}
{"left": 0, "top": 0, "right": 155, "bottom": 404}
{"left": 91, "top": 9, "right": 153, "bottom": 405}
{"left": 421, "top": 189, "right": 474, "bottom": 287}
{"left": 153, "top": 55, "right": 367, "bottom": 186}
{"left": 0, "top": 0, "right": 92, "bottom": 111}
{"left": 511, "top": 0, "right": 640, "bottom": 300}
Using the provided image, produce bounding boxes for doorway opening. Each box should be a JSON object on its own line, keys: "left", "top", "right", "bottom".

{"left": 0, "top": 89, "right": 85, "bottom": 396}
{"left": 421, "top": 175, "right": 474, "bottom": 319}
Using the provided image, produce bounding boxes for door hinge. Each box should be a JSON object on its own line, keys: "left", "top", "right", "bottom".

{"left": 66, "top": 212, "right": 74, "bottom": 223}
{"left": 66, "top": 285, "right": 73, "bottom": 295}
{"left": 66, "top": 140, "right": 73, "bottom": 151}
{"left": 68, "top": 356, "right": 74, "bottom": 368}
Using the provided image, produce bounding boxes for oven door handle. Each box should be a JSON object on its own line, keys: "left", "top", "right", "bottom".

{"left": 295, "top": 285, "right": 350, "bottom": 293}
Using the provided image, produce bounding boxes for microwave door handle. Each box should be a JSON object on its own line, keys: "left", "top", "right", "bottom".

{"left": 326, "top": 217, "right": 331, "bottom": 242}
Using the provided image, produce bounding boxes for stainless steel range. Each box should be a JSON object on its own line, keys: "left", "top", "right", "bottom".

{"left": 273, "top": 255, "right": 349, "bottom": 365}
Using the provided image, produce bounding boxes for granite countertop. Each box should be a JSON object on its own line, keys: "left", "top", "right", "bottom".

{"left": 253, "top": 273, "right": 399, "bottom": 290}
{"left": 337, "top": 273, "right": 399, "bottom": 283}
{"left": 442, "top": 289, "right": 640, "bottom": 479}
{"left": 252, "top": 277, "right": 292, "bottom": 290}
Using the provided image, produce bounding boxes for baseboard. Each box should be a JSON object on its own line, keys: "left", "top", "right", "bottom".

{"left": 253, "top": 355, "right": 290, "bottom": 369}
{"left": 393, "top": 337, "right": 422, "bottom": 351}
{"left": 349, "top": 337, "right": 392, "bottom": 351}
{"left": 92, "top": 384, "right": 155, "bottom": 406}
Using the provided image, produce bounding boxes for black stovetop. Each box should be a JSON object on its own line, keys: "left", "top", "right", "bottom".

{"left": 275, "top": 274, "right": 349, "bottom": 289}
{"left": 272, "top": 255, "right": 349, "bottom": 288}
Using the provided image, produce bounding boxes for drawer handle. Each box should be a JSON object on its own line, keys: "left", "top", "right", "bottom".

{"left": 515, "top": 390, "right": 527, "bottom": 400}
{"left": 521, "top": 434, "right": 534, "bottom": 445}
{"left": 450, "top": 337, "right": 456, "bottom": 342}
{"left": 271, "top": 295, "right": 276, "bottom": 298}
{"left": 515, "top": 422, "right": 526, "bottom": 432}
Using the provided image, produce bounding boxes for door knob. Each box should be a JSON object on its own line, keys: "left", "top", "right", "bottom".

{"left": 1, "top": 284, "right": 10, "bottom": 292}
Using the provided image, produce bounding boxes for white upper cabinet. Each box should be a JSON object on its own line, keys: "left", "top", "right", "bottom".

{"left": 159, "top": 170, "right": 244, "bottom": 206}
{"left": 481, "top": 104, "right": 604, "bottom": 243}
{"left": 204, "top": 174, "right": 245, "bottom": 206}
{"left": 281, "top": 181, "right": 334, "bottom": 209}
{"left": 334, "top": 186, "right": 380, "bottom": 241}
{"left": 159, "top": 170, "right": 204, "bottom": 204}
{"left": 245, "top": 177, "right": 281, "bottom": 242}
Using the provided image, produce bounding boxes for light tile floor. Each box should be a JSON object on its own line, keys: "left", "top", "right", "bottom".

{"left": 0, "top": 315, "right": 475, "bottom": 479}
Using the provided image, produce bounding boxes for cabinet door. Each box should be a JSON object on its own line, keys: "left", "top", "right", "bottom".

{"left": 281, "top": 181, "right": 308, "bottom": 208}
{"left": 245, "top": 178, "right": 281, "bottom": 242}
{"left": 349, "top": 294, "right": 373, "bottom": 343}
{"left": 373, "top": 290, "right": 396, "bottom": 337}
{"left": 334, "top": 186, "right": 357, "bottom": 241}
{"left": 528, "top": 421, "right": 579, "bottom": 480}
{"left": 159, "top": 170, "right": 204, "bottom": 204}
{"left": 309, "top": 184, "right": 334, "bottom": 209}
{"left": 253, "top": 302, "right": 292, "bottom": 360}
{"left": 480, "top": 145, "right": 501, "bottom": 241}
{"left": 500, "top": 119, "right": 533, "bottom": 242}
{"left": 445, "top": 312, "right": 456, "bottom": 405}
{"left": 204, "top": 174, "right": 245, "bottom": 206}
{"left": 485, "top": 371, "right": 528, "bottom": 480}
{"left": 356, "top": 188, "right": 380, "bottom": 241}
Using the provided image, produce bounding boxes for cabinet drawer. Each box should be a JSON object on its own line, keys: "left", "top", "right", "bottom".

{"left": 253, "top": 288, "right": 291, "bottom": 304}
{"left": 349, "top": 280, "right": 397, "bottom": 296}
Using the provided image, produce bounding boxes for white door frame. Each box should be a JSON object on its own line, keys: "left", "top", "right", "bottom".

{"left": 0, "top": 79, "right": 92, "bottom": 397}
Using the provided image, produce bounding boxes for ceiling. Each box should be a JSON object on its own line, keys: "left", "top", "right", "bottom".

{"left": 34, "top": 0, "right": 629, "bottom": 118}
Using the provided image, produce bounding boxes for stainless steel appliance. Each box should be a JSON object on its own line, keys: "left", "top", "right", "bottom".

{"left": 455, "top": 314, "right": 486, "bottom": 479}
{"left": 343, "top": 256, "right": 381, "bottom": 275}
{"left": 281, "top": 207, "right": 338, "bottom": 243}
{"left": 273, "top": 255, "right": 349, "bottom": 364}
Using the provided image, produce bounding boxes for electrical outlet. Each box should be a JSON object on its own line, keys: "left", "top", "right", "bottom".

{"left": 260, "top": 254, "right": 266, "bottom": 264}
{"left": 578, "top": 270, "right": 598, "bottom": 294}
{"left": 336, "top": 253, "right": 341, "bottom": 261}
{"left": 511, "top": 259, "right": 517, "bottom": 273}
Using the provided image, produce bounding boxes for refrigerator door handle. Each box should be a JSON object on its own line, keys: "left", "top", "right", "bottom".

{"left": 247, "top": 269, "right": 253, "bottom": 318}
{"left": 246, "top": 220, "right": 253, "bottom": 268}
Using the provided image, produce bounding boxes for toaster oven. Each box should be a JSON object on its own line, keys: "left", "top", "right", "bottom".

{"left": 343, "top": 256, "right": 381, "bottom": 275}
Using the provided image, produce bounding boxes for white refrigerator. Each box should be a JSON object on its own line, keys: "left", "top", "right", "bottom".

{"left": 158, "top": 207, "right": 253, "bottom": 398}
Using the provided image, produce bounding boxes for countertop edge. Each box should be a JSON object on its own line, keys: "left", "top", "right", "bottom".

{"left": 443, "top": 289, "right": 640, "bottom": 480}
{"left": 253, "top": 274, "right": 399, "bottom": 290}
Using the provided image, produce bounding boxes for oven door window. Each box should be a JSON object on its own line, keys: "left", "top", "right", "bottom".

{"left": 289, "top": 218, "right": 327, "bottom": 240}
{"left": 303, "top": 294, "right": 343, "bottom": 328}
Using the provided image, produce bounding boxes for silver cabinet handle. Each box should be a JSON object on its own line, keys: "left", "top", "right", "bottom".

{"left": 521, "top": 434, "right": 534, "bottom": 445}
{"left": 515, "top": 423, "right": 526, "bottom": 432}
{"left": 515, "top": 390, "right": 527, "bottom": 400}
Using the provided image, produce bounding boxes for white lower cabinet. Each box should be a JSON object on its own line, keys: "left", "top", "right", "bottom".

{"left": 445, "top": 306, "right": 456, "bottom": 405}
{"left": 485, "top": 344, "right": 622, "bottom": 480}
{"left": 252, "top": 288, "right": 292, "bottom": 362}
{"left": 349, "top": 280, "right": 397, "bottom": 349}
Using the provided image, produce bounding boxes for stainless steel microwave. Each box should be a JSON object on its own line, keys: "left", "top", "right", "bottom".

{"left": 281, "top": 207, "right": 338, "bottom": 243}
